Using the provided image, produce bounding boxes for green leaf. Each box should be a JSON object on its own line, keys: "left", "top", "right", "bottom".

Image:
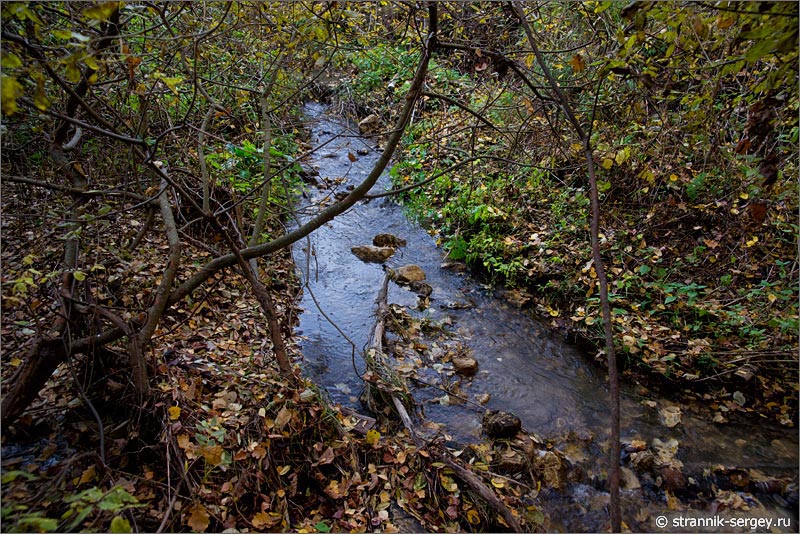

{"left": 110, "top": 516, "right": 132, "bottom": 533}
{"left": 314, "top": 521, "right": 332, "bottom": 533}
{"left": 1, "top": 52, "right": 22, "bottom": 69}
{"left": 1, "top": 470, "right": 37, "bottom": 483}
{"left": 52, "top": 29, "right": 73, "bottom": 40}
{"left": 73, "top": 271, "right": 87, "bottom": 281}
{"left": 17, "top": 516, "right": 59, "bottom": 532}
{"left": 664, "top": 295, "right": 677, "bottom": 304}
{"left": 97, "top": 486, "right": 139, "bottom": 512}
{"left": 82, "top": 2, "right": 119, "bottom": 23}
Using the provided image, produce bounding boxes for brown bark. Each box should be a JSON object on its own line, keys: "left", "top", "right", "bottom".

{"left": 2, "top": 334, "right": 66, "bottom": 431}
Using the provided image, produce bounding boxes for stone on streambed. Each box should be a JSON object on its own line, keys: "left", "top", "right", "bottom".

{"left": 358, "top": 114, "right": 381, "bottom": 134}
{"left": 452, "top": 355, "right": 478, "bottom": 376}
{"left": 482, "top": 410, "right": 522, "bottom": 439}
{"left": 389, "top": 264, "right": 426, "bottom": 284}
{"left": 408, "top": 281, "right": 432, "bottom": 297}
{"left": 498, "top": 448, "right": 528, "bottom": 474}
{"left": 351, "top": 245, "right": 395, "bottom": 263}
{"left": 440, "top": 260, "right": 466, "bottom": 272}
{"left": 373, "top": 233, "right": 407, "bottom": 248}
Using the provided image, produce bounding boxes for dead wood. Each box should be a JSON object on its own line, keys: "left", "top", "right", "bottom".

{"left": 365, "top": 272, "right": 521, "bottom": 532}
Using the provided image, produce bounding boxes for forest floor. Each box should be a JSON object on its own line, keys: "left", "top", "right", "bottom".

{"left": 0, "top": 175, "right": 552, "bottom": 532}
{"left": 3, "top": 106, "right": 797, "bottom": 532}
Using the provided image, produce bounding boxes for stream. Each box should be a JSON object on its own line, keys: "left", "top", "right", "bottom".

{"left": 292, "top": 102, "right": 798, "bottom": 532}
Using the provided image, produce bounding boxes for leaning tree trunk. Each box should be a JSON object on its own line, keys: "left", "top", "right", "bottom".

{"left": 511, "top": 3, "right": 621, "bottom": 530}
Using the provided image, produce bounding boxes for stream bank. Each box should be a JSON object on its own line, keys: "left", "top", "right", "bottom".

{"left": 293, "top": 102, "right": 798, "bottom": 532}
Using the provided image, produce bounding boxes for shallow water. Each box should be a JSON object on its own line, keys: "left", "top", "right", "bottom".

{"left": 293, "top": 102, "right": 798, "bottom": 531}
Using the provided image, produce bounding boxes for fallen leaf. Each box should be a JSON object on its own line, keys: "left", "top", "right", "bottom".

{"left": 252, "top": 512, "right": 271, "bottom": 529}
{"left": 659, "top": 405, "right": 682, "bottom": 428}
{"left": 186, "top": 503, "right": 210, "bottom": 532}
{"left": 79, "top": 465, "right": 96, "bottom": 485}
{"left": 199, "top": 445, "right": 223, "bottom": 466}
{"left": 168, "top": 406, "right": 181, "bottom": 420}
{"left": 365, "top": 429, "right": 380, "bottom": 447}
{"left": 274, "top": 406, "right": 292, "bottom": 429}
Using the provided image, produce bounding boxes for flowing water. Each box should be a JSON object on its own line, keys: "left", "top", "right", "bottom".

{"left": 293, "top": 103, "right": 798, "bottom": 531}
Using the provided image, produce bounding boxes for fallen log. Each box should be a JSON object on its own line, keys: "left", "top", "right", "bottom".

{"left": 364, "top": 273, "right": 522, "bottom": 532}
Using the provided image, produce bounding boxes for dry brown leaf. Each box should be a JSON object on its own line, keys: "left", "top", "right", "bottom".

{"left": 274, "top": 406, "right": 292, "bottom": 429}
{"left": 186, "top": 503, "right": 210, "bottom": 532}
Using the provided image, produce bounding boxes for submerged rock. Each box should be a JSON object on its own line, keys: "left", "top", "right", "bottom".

{"left": 658, "top": 465, "right": 687, "bottom": 491}
{"left": 498, "top": 448, "right": 528, "bottom": 474}
{"left": 440, "top": 261, "right": 466, "bottom": 272}
{"left": 452, "top": 355, "right": 478, "bottom": 376}
{"left": 620, "top": 467, "right": 641, "bottom": 490}
{"left": 482, "top": 410, "right": 522, "bottom": 439}
{"left": 351, "top": 245, "right": 395, "bottom": 263}
{"left": 503, "top": 288, "right": 531, "bottom": 308}
{"left": 373, "top": 233, "right": 407, "bottom": 248}
{"left": 408, "top": 281, "right": 432, "bottom": 297}
{"left": 390, "top": 264, "right": 426, "bottom": 284}
{"left": 358, "top": 114, "right": 381, "bottom": 134}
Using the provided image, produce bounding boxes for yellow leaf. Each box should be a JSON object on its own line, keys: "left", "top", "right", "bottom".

{"left": 767, "top": 293, "right": 777, "bottom": 303}
{"left": 717, "top": 16, "right": 735, "bottom": 30}
{"left": 252, "top": 511, "right": 271, "bottom": 529}
{"left": 466, "top": 509, "right": 481, "bottom": 524}
{"left": 745, "top": 236, "right": 759, "bottom": 247}
{"left": 490, "top": 477, "right": 505, "bottom": 488}
{"left": 186, "top": 503, "right": 210, "bottom": 532}
{"left": 82, "top": 2, "right": 119, "bottom": 23}
{"left": 739, "top": 192, "right": 749, "bottom": 200}
{"left": 10, "top": 357, "right": 22, "bottom": 367}
{"left": 568, "top": 54, "right": 586, "bottom": 72}
{"left": 168, "top": 406, "right": 181, "bottom": 420}
{"left": 79, "top": 465, "right": 96, "bottom": 484}
{"left": 277, "top": 465, "right": 291, "bottom": 475}
{"left": 365, "top": 429, "right": 381, "bottom": 446}
{"left": 157, "top": 76, "right": 182, "bottom": 95}
{"left": 1, "top": 75, "right": 24, "bottom": 116}
{"left": 32, "top": 72, "right": 49, "bottom": 111}
{"left": 601, "top": 158, "right": 614, "bottom": 170}
{"left": 199, "top": 445, "right": 223, "bottom": 466}
{"left": 524, "top": 54, "right": 535, "bottom": 68}
{"left": 669, "top": 173, "right": 679, "bottom": 182}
